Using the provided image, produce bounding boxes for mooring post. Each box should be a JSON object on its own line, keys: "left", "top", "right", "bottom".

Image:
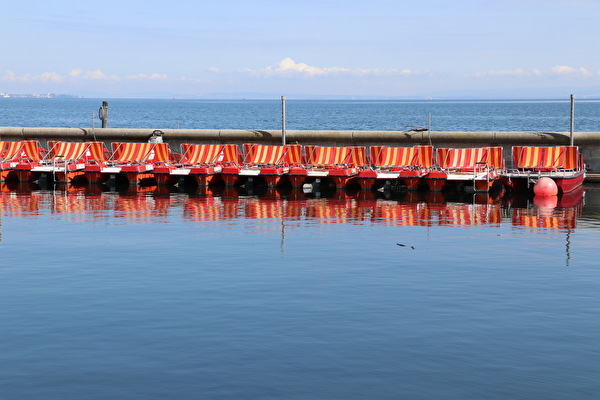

{"left": 426, "top": 112, "right": 431, "bottom": 141}
{"left": 570, "top": 94, "right": 575, "bottom": 146}
{"left": 99, "top": 101, "right": 109, "bottom": 128}
{"left": 281, "top": 96, "right": 286, "bottom": 146}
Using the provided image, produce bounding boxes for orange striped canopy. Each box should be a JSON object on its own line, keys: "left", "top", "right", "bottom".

{"left": 47, "top": 142, "right": 89, "bottom": 161}
{"left": 87, "top": 142, "right": 110, "bottom": 162}
{"left": 0, "top": 141, "right": 24, "bottom": 160}
{"left": 152, "top": 143, "right": 173, "bottom": 163}
{"left": 180, "top": 144, "right": 224, "bottom": 165}
{"left": 349, "top": 147, "right": 368, "bottom": 167}
{"left": 416, "top": 145, "right": 434, "bottom": 168}
{"left": 563, "top": 146, "right": 580, "bottom": 170}
{"left": 305, "top": 146, "right": 353, "bottom": 166}
{"left": 515, "top": 146, "right": 566, "bottom": 169}
{"left": 222, "top": 144, "right": 241, "bottom": 164}
{"left": 541, "top": 146, "right": 564, "bottom": 169}
{"left": 486, "top": 146, "right": 505, "bottom": 169}
{"left": 437, "top": 147, "right": 487, "bottom": 169}
{"left": 243, "top": 144, "right": 287, "bottom": 165}
{"left": 286, "top": 144, "right": 304, "bottom": 165}
{"left": 370, "top": 146, "right": 419, "bottom": 168}
{"left": 19, "top": 140, "right": 44, "bottom": 162}
{"left": 111, "top": 142, "right": 155, "bottom": 163}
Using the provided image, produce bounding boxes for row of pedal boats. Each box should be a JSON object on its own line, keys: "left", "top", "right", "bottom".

{"left": 0, "top": 140, "right": 586, "bottom": 194}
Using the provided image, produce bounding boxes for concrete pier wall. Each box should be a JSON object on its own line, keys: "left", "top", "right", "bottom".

{"left": 1, "top": 126, "right": 599, "bottom": 173}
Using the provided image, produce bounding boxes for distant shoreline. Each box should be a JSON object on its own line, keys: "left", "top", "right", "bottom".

{"left": 0, "top": 92, "right": 79, "bottom": 99}
{"left": 1, "top": 95, "right": 600, "bottom": 102}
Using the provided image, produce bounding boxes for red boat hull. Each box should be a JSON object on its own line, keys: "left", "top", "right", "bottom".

{"left": 502, "top": 172, "right": 585, "bottom": 195}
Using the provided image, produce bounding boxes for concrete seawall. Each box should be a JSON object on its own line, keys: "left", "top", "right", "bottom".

{"left": 1, "top": 126, "right": 599, "bottom": 175}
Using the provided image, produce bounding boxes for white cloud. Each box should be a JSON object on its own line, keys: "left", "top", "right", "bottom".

{"left": 473, "top": 69, "right": 530, "bottom": 77}
{"left": 551, "top": 65, "right": 577, "bottom": 74}
{"left": 178, "top": 77, "right": 203, "bottom": 83}
{"left": 2, "top": 70, "right": 63, "bottom": 83}
{"left": 66, "top": 69, "right": 119, "bottom": 81}
{"left": 126, "top": 73, "right": 169, "bottom": 80}
{"left": 2, "top": 68, "right": 126, "bottom": 87}
{"left": 472, "top": 66, "right": 597, "bottom": 78}
{"left": 39, "top": 72, "right": 63, "bottom": 82}
{"left": 2, "top": 71, "right": 17, "bottom": 82}
{"left": 550, "top": 65, "right": 597, "bottom": 77}
{"left": 263, "top": 57, "right": 350, "bottom": 77}
{"left": 354, "top": 67, "right": 425, "bottom": 76}
{"left": 84, "top": 70, "right": 118, "bottom": 80}
{"left": 246, "top": 58, "right": 427, "bottom": 78}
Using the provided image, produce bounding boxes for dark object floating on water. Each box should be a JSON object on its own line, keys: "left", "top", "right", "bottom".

{"left": 397, "top": 243, "right": 415, "bottom": 250}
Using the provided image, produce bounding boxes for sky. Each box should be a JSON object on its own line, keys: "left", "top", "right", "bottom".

{"left": 2, "top": 0, "right": 600, "bottom": 99}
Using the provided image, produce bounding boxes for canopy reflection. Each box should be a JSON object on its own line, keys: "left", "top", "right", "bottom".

{"left": 0, "top": 182, "right": 585, "bottom": 229}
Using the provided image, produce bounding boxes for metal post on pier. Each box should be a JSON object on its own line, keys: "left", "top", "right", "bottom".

{"left": 99, "top": 101, "right": 109, "bottom": 128}
{"left": 281, "top": 96, "right": 286, "bottom": 146}
{"left": 91, "top": 111, "right": 97, "bottom": 140}
{"left": 570, "top": 94, "right": 575, "bottom": 146}
{"left": 427, "top": 112, "right": 432, "bottom": 145}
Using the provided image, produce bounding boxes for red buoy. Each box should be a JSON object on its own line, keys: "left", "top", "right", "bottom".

{"left": 533, "top": 177, "right": 558, "bottom": 197}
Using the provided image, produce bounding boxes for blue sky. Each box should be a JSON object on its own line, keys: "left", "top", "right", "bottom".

{"left": 2, "top": 0, "right": 599, "bottom": 98}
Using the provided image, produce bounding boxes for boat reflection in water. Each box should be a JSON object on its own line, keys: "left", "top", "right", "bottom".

{"left": 0, "top": 182, "right": 585, "bottom": 231}
{"left": 510, "top": 190, "right": 583, "bottom": 232}
{"left": 0, "top": 181, "right": 587, "bottom": 266}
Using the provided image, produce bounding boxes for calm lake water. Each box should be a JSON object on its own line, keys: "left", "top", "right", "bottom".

{"left": 1, "top": 182, "right": 600, "bottom": 400}
{"left": 1, "top": 97, "right": 600, "bottom": 131}
{"left": 1, "top": 99, "right": 600, "bottom": 399}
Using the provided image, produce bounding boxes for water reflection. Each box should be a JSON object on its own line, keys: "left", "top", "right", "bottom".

{"left": 0, "top": 182, "right": 586, "bottom": 232}
{"left": 507, "top": 186, "right": 584, "bottom": 232}
{"left": 505, "top": 187, "right": 584, "bottom": 267}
